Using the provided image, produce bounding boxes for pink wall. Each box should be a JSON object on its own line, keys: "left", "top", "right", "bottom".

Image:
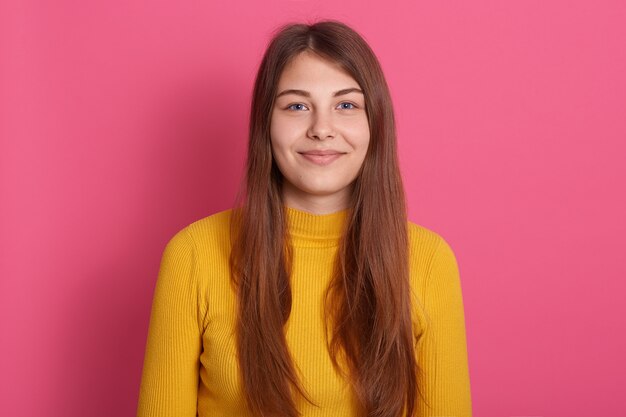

{"left": 1, "top": 1, "right": 625, "bottom": 416}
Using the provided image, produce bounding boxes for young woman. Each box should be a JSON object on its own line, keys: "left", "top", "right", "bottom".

{"left": 137, "top": 20, "right": 472, "bottom": 417}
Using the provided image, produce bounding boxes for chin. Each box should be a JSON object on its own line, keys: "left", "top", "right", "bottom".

{"left": 299, "top": 182, "right": 345, "bottom": 195}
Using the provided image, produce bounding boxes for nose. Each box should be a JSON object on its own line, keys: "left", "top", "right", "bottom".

{"left": 307, "top": 109, "right": 335, "bottom": 140}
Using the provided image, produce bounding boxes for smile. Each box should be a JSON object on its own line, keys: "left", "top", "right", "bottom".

{"left": 298, "top": 152, "right": 345, "bottom": 166}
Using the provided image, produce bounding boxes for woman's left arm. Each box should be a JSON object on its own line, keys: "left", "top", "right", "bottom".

{"left": 415, "top": 236, "right": 473, "bottom": 417}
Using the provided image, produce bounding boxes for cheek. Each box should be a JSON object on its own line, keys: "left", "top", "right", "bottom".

{"left": 353, "top": 129, "right": 371, "bottom": 156}
{"left": 270, "top": 133, "right": 290, "bottom": 160}
{"left": 340, "top": 116, "right": 370, "bottom": 145}
{"left": 270, "top": 114, "right": 298, "bottom": 153}
{"left": 270, "top": 118, "right": 286, "bottom": 156}
{"left": 269, "top": 129, "right": 295, "bottom": 177}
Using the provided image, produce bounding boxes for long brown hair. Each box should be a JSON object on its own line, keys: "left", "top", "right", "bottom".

{"left": 229, "top": 20, "right": 424, "bottom": 417}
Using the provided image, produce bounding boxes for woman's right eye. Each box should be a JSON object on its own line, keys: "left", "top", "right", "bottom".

{"left": 286, "top": 103, "right": 308, "bottom": 111}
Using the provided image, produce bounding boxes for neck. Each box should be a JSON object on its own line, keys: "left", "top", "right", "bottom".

{"left": 284, "top": 205, "right": 349, "bottom": 248}
{"left": 281, "top": 183, "right": 352, "bottom": 215}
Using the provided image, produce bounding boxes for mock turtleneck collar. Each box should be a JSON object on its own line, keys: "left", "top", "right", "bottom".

{"left": 285, "top": 206, "right": 349, "bottom": 248}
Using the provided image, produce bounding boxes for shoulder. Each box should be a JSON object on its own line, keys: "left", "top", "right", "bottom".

{"left": 172, "top": 207, "right": 233, "bottom": 245}
{"left": 407, "top": 219, "right": 457, "bottom": 264}
{"left": 158, "top": 209, "right": 235, "bottom": 320}
{"left": 160, "top": 208, "right": 234, "bottom": 265}
{"left": 406, "top": 219, "right": 460, "bottom": 294}
{"left": 187, "top": 207, "right": 233, "bottom": 234}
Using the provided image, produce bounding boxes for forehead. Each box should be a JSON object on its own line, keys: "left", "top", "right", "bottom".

{"left": 277, "top": 51, "right": 360, "bottom": 90}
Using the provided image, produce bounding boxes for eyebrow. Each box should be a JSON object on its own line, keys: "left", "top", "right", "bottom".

{"left": 275, "top": 87, "right": 364, "bottom": 98}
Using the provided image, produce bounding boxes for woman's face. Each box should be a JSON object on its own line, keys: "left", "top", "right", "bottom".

{"left": 270, "top": 51, "right": 370, "bottom": 214}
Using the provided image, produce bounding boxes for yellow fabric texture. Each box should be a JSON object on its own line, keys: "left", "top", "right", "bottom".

{"left": 136, "top": 206, "right": 472, "bottom": 416}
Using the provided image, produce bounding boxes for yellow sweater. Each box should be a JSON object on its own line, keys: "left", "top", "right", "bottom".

{"left": 136, "top": 206, "right": 472, "bottom": 417}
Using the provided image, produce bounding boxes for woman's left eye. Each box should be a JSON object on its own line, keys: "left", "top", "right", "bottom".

{"left": 338, "top": 102, "right": 356, "bottom": 109}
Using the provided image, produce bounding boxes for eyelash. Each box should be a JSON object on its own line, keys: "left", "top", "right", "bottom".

{"left": 285, "top": 102, "right": 358, "bottom": 111}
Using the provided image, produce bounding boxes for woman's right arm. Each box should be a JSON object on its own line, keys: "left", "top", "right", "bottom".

{"left": 137, "top": 228, "right": 202, "bottom": 417}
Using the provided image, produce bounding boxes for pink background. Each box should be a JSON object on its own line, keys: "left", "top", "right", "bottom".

{"left": 1, "top": 1, "right": 625, "bottom": 416}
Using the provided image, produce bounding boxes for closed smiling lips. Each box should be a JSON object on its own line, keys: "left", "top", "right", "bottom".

{"left": 298, "top": 149, "right": 346, "bottom": 165}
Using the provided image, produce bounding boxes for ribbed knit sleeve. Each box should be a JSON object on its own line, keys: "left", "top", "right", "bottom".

{"left": 415, "top": 236, "right": 473, "bottom": 417}
{"left": 136, "top": 228, "right": 203, "bottom": 417}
